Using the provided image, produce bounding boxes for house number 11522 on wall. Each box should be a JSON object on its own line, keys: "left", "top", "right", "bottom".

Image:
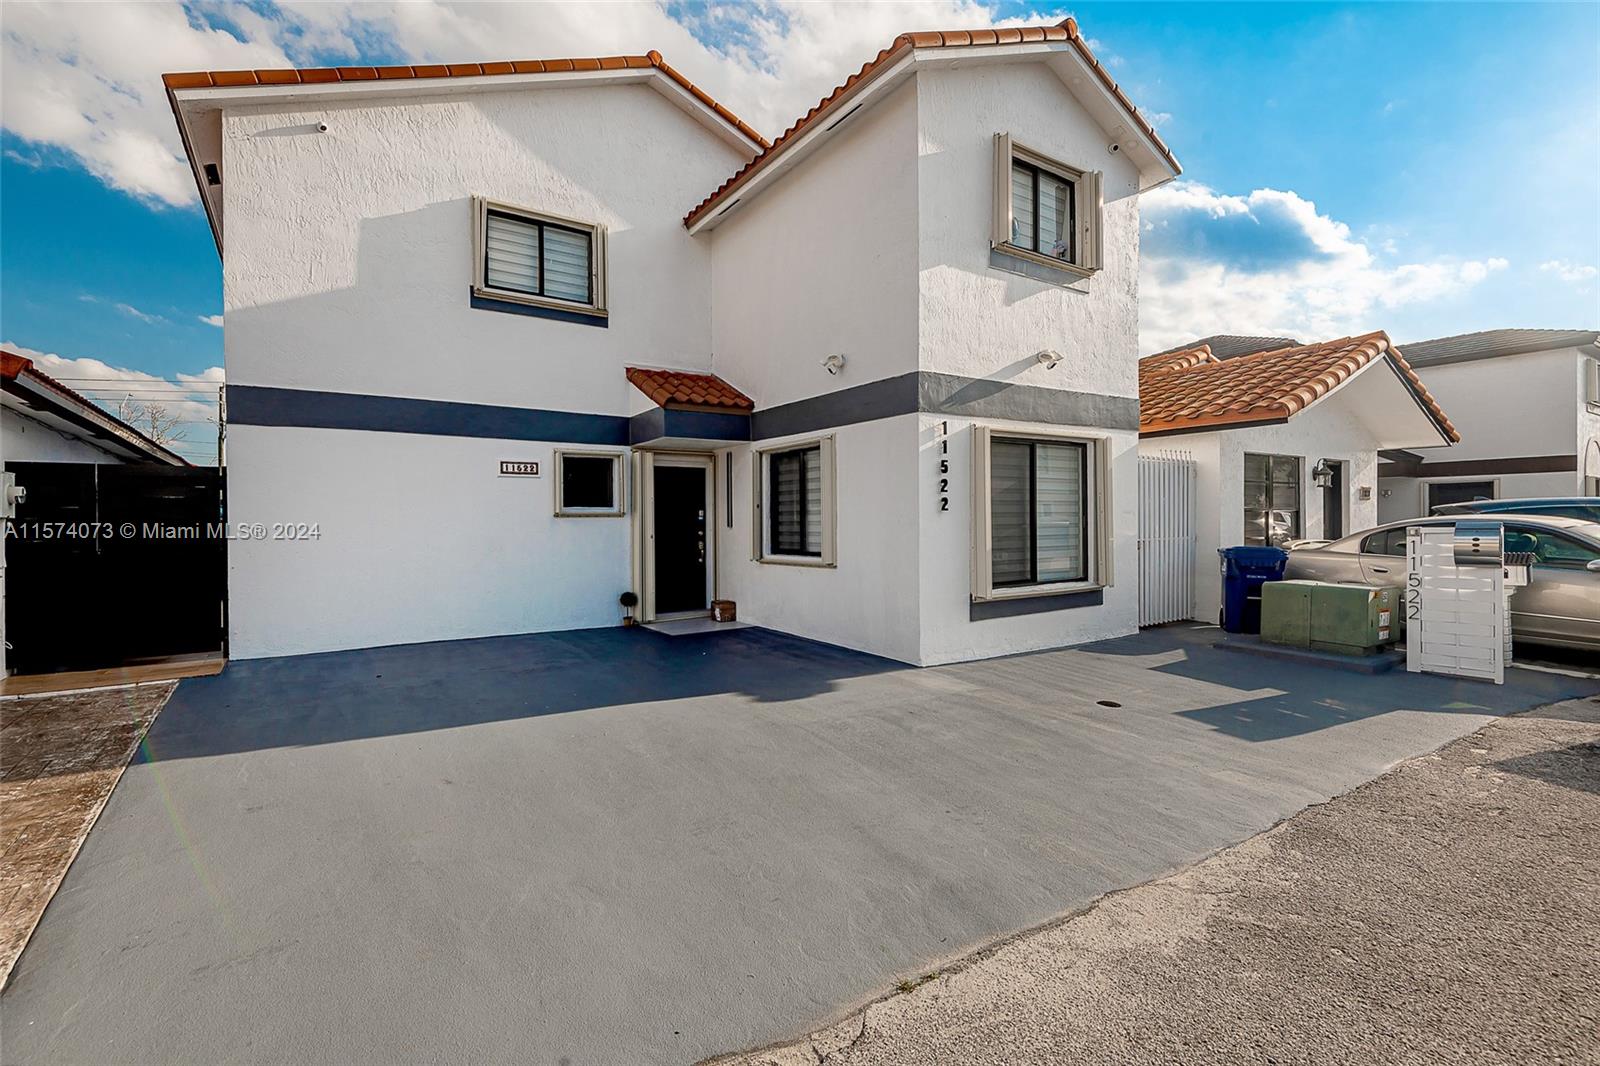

{"left": 936, "top": 421, "right": 950, "bottom": 512}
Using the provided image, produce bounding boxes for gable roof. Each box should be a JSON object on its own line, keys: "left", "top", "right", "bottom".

{"left": 626, "top": 367, "right": 752, "bottom": 411}
{"left": 683, "top": 18, "right": 1181, "bottom": 231}
{"left": 162, "top": 51, "right": 766, "bottom": 147}
{"left": 1396, "top": 328, "right": 1600, "bottom": 368}
{"left": 1, "top": 349, "right": 191, "bottom": 465}
{"left": 163, "top": 50, "right": 768, "bottom": 256}
{"left": 1139, "top": 332, "right": 1458, "bottom": 443}
{"left": 1145, "top": 335, "right": 1301, "bottom": 362}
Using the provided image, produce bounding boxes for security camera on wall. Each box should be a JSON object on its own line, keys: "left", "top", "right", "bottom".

{"left": 821, "top": 353, "right": 846, "bottom": 376}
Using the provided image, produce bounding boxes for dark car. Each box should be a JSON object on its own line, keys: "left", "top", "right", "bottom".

{"left": 1431, "top": 496, "right": 1600, "bottom": 522}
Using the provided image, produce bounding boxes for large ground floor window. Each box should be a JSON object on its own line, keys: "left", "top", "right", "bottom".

{"left": 975, "top": 428, "right": 1101, "bottom": 597}
{"left": 1244, "top": 453, "right": 1301, "bottom": 547}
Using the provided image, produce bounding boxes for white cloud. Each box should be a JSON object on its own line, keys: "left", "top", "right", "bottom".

{"left": 1539, "top": 259, "right": 1599, "bottom": 284}
{"left": 3, "top": 340, "right": 224, "bottom": 460}
{"left": 77, "top": 293, "right": 168, "bottom": 324}
{"left": 199, "top": 314, "right": 224, "bottom": 327}
{"left": 1139, "top": 182, "right": 1511, "bottom": 353}
{"left": 0, "top": 1, "right": 1088, "bottom": 207}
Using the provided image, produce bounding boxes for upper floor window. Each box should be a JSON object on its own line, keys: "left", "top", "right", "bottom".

{"left": 991, "top": 135, "right": 1102, "bottom": 277}
{"left": 473, "top": 198, "right": 607, "bottom": 318}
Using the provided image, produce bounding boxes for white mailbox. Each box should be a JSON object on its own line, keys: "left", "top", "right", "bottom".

{"left": 1406, "top": 524, "right": 1505, "bottom": 684}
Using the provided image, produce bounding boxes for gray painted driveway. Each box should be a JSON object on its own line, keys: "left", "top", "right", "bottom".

{"left": 4, "top": 625, "right": 1595, "bottom": 1065}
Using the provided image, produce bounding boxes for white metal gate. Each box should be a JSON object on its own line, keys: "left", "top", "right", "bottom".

{"left": 1138, "top": 452, "right": 1198, "bottom": 626}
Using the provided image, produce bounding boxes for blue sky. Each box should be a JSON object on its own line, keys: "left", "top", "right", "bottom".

{"left": 2, "top": 1, "right": 1596, "bottom": 462}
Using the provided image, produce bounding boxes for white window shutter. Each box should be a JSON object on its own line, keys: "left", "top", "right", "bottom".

{"left": 1081, "top": 170, "right": 1104, "bottom": 271}
{"left": 971, "top": 424, "right": 994, "bottom": 599}
{"left": 1097, "top": 439, "right": 1114, "bottom": 586}
{"left": 992, "top": 134, "right": 1013, "bottom": 248}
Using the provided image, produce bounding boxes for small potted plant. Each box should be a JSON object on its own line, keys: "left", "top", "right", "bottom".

{"left": 619, "top": 591, "right": 639, "bottom": 626}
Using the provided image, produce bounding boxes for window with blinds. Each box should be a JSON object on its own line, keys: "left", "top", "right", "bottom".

{"left": 1010, "top": 161, "right": 1074, "bottom": 262}
{"left": 769, "top": 445, "right": 822, "bottom": 557}
{"left": 484, "top": 210, "right": 592, "bottom": 304}
{"left": 992, "top": 135, "right": 1102, "bottom": 274}
{"left": 989, "top": 437, "right": 1088, "bottom": 587}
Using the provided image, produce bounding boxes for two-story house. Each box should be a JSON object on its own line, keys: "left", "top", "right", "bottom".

{"left": 164, "top": 20, "right": 1182, "bottom": 665}
{"left": 1376, "top": 329, "right": 1600, "bottom": 520}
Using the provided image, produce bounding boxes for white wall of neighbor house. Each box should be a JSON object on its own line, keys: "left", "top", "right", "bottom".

{"left": 1376, "top": 346, "right": 1595, "bottom": 522}
{"left": 914, "top": 62, "right": 1143, "bottom": 395}
{"left": 716, "top": 415, "right": 922, "bottom": 664}
{"left": 227, "top": 424, "right": 631, "bottom": 659}
{"left": 709, "top": 81, "right": 921, "bottom": 406}
{"left": 1148, "top": 395, "right": 1384, "bottom": 622}
{"left": 2, "top": 409, "right": 128, "bottom": 463}
{"left": 222, "top": 82, "right": 747, "bottom": 408}
{"left": 1401, "top": 349, "right": 1578, "bottom": 466}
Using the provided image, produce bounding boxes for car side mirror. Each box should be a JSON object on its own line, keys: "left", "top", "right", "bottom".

{"left": 1587, "top": 559, "right": 1600, "bottom": 573}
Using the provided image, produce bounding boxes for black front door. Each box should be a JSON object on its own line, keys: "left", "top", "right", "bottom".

{"left": 1322, "top": 460, "right": 1344, "bottom": 540}
{"left": 653, "top": 465, "right": 708, "bottom": 615}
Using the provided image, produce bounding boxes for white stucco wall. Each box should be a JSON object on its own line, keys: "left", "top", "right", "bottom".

{"left": 914, "top": 63, "right": 1143, "bottom": 397}
{"left": 220, "top": 83, "right": 748, "bottom": 657}
{"left": 2, "top": 409, "right": 127, "bottom": 463}
{"left": 717, "top": 416, "right": 923, "bottom": 664}
{"left": 709, "top": 81, "right": 920, "bottom": 407}
{"left": 223, "top": 82, "right": 748, "bottom": 409}
{"left": 911, "top": 62, "right": 1146, "bottom": 659}
{"left": 1143, "top": 393, "right": 1384, "bottom": 622}
{"left": 228, "top": 424, "right": 631, "bottom": 658}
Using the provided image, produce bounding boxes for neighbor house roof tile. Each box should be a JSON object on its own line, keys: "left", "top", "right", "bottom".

{"left": 682, "top": 17, "right": 1180, "bottom": 228}
{"left": 1138, "top": 332, "right": 1459, "bottom": 442}
{"left": 625, "top": 367, "right": 753, "bottom": 411}
{"left": 162, "top": 51, "right": 769, "bottom": 149}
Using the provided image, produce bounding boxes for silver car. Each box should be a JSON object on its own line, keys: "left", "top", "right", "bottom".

{"left": 1286, "top": 515, "right": 1600, "bottom": 652}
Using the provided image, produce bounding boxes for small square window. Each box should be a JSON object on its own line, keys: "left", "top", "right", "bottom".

{"left": 973, "top": 427, "right": 1105, "bottom": 600}
{"left": 555, "top": 452, "right": 623, "bottom": 516}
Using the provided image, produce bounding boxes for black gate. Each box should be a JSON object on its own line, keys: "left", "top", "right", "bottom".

{"left": 4, "top": 462, "right": 226, "bottom": 675}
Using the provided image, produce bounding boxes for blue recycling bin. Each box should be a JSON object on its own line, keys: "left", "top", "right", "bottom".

{"left": 1217, "top": 546, "right": 1289, "bottom": 633}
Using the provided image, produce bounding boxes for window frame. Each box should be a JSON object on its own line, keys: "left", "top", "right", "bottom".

{"left": 473, "top": 197, "right": 608, "bottom": 318}
{"left": 554, "top": 449, "right": 626, "bottom": 517}
{"left": 751, "top": 435, "right": 836, "bottom": 567}
{"left": 972, "top": 425, "right": 1109, "bottom": 601}
{"left": 991, "top": 134, "right": 1103, "bottom": 278}
{"left": 1243, "top": 452, "right": 1302, "bottom": 547}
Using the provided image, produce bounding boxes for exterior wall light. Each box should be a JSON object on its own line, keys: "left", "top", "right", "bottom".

{"left": 821, "top": 353, "right": 846, "bottom": 376}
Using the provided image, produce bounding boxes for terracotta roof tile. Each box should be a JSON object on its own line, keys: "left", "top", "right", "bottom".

{"left": 625, "top": 367, "right": 753, "bottom": 412}
{"left": 1138, "top": 332, "right": 1459, "bottom": 442}
{"left": 682, "top": 18, "right": 1179, "bottom": 229}
{"left": 162, "top": 53, "right": 769, "bottom": 150}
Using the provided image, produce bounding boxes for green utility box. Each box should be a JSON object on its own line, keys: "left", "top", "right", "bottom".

{"left": 1260, "top": 581, "right": 1402, "bottom": 655}
{"left": 1260, "top": 580, "right": 1317, "bottom": 647}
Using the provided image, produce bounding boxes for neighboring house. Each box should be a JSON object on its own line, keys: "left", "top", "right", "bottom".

{"left": 3, "top": 349, "right": 191, "bottom": 676}
{"left": 1137, "top": 333, "right": 1458, "bottom": 622}
{"left": 1, "top": 349, "right": 189, "bottom": 466}
{"left": 1144, "top": 334, "right": 1301, "bottom": 362}
{"left": 1376, "top": 329, "right": 1600, "bottom": 520}
{"left": 163, "top": 19, "right": 1182, "bottom": 666}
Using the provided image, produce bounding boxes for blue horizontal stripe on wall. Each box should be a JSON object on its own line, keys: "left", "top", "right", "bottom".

{"left": 631, "top": 407, "right": 751, "bottom": 445}
{"left": 227, "top": 385, "right": 630, "bottom": 445}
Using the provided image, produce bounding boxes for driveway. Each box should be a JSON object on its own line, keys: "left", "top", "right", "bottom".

{"left": 3, "top": 624, "right": 1594, "bottom": 1065}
